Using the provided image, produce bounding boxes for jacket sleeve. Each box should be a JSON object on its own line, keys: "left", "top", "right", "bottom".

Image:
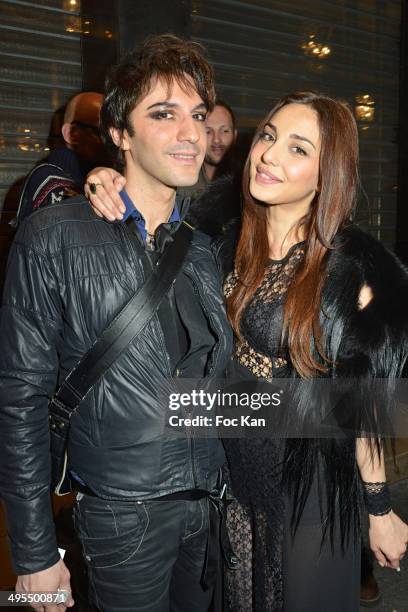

{"left": 0, "top": 226, "right": 63, "bottom": 575}
{"left": 17, "top": 165, "right": 78, "bottom": 227}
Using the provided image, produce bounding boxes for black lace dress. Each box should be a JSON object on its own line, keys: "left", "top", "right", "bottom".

{"left": 223, "top": 243, "right": 360, "bottom": 612}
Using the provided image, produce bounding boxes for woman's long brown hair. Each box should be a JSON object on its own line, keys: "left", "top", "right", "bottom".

{"left": 227, "top": 92, "right": 360, "bottom": 377}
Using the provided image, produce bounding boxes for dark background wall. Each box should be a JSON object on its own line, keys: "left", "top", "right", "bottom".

{"left": 118, "top": 0, "right": 191, "bottom": 54}
{"left": 396, "top": 0, "right": 408, "bottom": 264}
{"left": 81, "top": 0, "right": 118, "bottom": 92}
{"left": 81, "top": 0, "right": 192, "bottom": 93}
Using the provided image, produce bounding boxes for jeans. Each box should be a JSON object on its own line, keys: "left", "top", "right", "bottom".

{"left": 73, "top": 492, "right": 215, "bottom": 612}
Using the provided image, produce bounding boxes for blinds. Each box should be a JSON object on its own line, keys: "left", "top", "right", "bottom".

{"left": 191, "top": 0, "right": 402, "bottom": 246}
{"left": 0, "top": 0, "right": 82, "bottom": 281}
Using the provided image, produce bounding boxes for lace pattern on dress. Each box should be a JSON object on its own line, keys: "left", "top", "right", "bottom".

{"left": 224, "top": 243, "right": 305, "bottom": 380}
{"left": 223, "top": 440, "right": 285, "bottom": 612}
{"left": 223, "top": 243, "right": 305, "bottom": 611}
{"left": 254, "top": 245, "right": 305, "bottom": 302}
{"left": 235, "top": 340, "right": 287, "bottom": 381}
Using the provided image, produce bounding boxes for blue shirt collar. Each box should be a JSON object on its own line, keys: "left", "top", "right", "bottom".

{"left": 120, "top": 189, "right": 180, "bottom": 224}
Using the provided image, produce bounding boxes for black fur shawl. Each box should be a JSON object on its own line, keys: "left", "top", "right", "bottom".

{"left": 291, "top": 225, "right": 408, "bottom": 545}
{"left": 322, "top": 224, "right": 408, "bottom": 378}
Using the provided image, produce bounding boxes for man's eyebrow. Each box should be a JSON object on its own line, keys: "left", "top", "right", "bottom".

{"left": 206, "top": 124, "right": 229, "bottom": 130}
{"left": 146, "top": 101, "right": 207, "bottom": 111}
{"left": 146, "top": 101, "right": 177, "bottom": 110}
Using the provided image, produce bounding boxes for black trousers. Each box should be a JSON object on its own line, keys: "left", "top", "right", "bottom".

{"left": 73, "top": 492, "right": 214, "bottom": 612}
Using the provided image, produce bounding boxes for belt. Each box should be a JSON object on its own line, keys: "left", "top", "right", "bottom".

{"left": 71, "top": 478, "right": 216, "bottom": 503}
{"left": 155, "top": 489, "right": 211, "bottom": 501}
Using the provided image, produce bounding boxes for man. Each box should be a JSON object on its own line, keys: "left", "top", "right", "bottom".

{"left": 85, "top": 99, "right": 240, "bottom": 236}
{"left": 199, "top": 100, "right": 238, "bottom": 183}
{"left": 0, "top": 35, "right": 232, "bottom": 612}
{"left": 14, "top": 91, "right": 108, "bottom": 225}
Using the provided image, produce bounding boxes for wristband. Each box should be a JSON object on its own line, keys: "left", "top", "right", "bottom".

{"left": 362, "top": 481, "right": 392, "bottom": 516}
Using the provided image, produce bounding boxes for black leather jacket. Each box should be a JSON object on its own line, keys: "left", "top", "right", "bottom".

{"left": 0, "top": 196, "right": 232, "bottom": 574}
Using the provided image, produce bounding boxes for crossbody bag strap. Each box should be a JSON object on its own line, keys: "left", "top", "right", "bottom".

{"left": 51, "top": 222, "right": 193, "bottom": 417}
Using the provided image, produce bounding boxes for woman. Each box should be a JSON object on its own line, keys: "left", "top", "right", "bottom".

{"left": 86, "top": 92, "right": 408, "bottom": 611}
{"left": 217, "top": 91, "right": 408, "bottom": 611}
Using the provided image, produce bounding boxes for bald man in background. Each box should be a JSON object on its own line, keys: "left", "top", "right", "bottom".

{"left": 15, "top": 91, "right": 109, "bottom": 225}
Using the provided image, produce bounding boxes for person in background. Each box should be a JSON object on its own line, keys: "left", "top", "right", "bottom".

{"left": 205, "top": 101, "right": 237, "bottom": 175}
{"left": 188, "top": 99, "right": 238, "bottom": 196}
{"left": 14, "top": 91, "right": 108, "bottom": 225}
{"left": 85, "top": 99, "right": 241, "bottom": 237}
{"left": 186, "top": 100, "right": 241, "bottom": 235}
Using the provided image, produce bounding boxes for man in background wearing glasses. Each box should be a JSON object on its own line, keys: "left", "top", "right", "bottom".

{"left": 15, "top": 91, "right": 109, "bottom": 225}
